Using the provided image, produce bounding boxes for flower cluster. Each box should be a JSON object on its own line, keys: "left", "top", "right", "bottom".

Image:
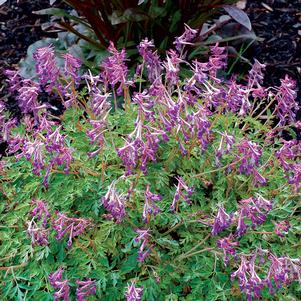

{"left": 49, "top": 268, "right": 96, "bottom": 301}
{"left": 76, "top": 279, "right": 97, "bottom": 301}
{"left": 170, "top": 177, "right": 194, "bottom": 211}
{"left": 211, "top": 195, "right": 272, "bottom": 238}
{"left": 100, "top": 42, "right": 131, "bottom": 95}
{"left": 52, "top": 212, "right": 91, "bottom": 248}
{"left": 276, "top": 139, "right": 301, "bottom": 191}
{"left": 49, "top": 268, "right": 70, "bottom": 301}
{"left": 27, "top": 199, "right": 50, "bottom": 246}
{"left": 143, "top": 185, "right": 162, "bottom": 223}
{"left": 125, "top": 281, "right": 143, "bottom": 301}
{"left": 231, "top": 249, "right": 301, "bottom": 300}
{"left": 274, "top": 220, "right": 290, "bottom": 237}
{"left": 211, "top": 206, "right": 233, "bottom": 236}
{"left": 134, "top": 229, "right": 152, "bottom": 262}
{"left": 236, "top": 195, "right": 273, "bottom": 236}
{"left": 217, "top": 235, "right": 239, "bottom": 265}
{"left": 101, "top": 180, "right": 126, "bottom": 223}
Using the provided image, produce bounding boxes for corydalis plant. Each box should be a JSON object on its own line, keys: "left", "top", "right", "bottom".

{"left": 1, "top": 24, "right": 300, "bottom": 301}
{"left": 52, "top": 212, "right": 91, "bottom": 248}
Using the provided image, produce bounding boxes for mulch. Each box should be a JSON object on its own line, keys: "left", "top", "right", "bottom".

{"left": 246, "top": 0, "right": 301, "bottom": 119}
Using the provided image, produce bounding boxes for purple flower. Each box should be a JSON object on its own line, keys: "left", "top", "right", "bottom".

{"left": 208, "top": 43, "right": 227, "bottom": 78}
{"left": 45, "top": 127, "right": 74, "bottom": 178}
{"left": 38, "top": 113, "right": 57, "bottom": 133}
{"left": 17, "top": 79, "right": 40, "bottom": 114}
{"left": 247, "top": 59, "right": 266, "bottom": 88}
{"left": 170, "top": 177, "right": 193, "bottom": 211}
{"left": 49, "top": 268, "right": 70, "bottom": 301}
{"left": 275, "top": 75, "right": 298, "bottom": 125}
{"left": 274, "top": 220, "right": 290, "bottom": 237}
{"left": 135, "top": 229, "right": 152, "bottom": 262}
{"left": 212, "top": 206, "right": 233, "bottom": 235}
{"left": 225, "top": 77, "right": 250, "bottom": 115}
{"left": 236, "top": 140, "right": 262, "bottom": 175}
{"left": 5, "top": 69, "right": 22, "bottom": 93}
{"left": 265, "top": 254, "right": 301, "bottom": 294}
{"left": 33, "top": 45, "right": 60, "bottom": 92}
{"left": 89, "top": 91, "right": 111, "bottom": 118}
{"left": 117, "top": 119, "right": 167, "bottom": 175}
{"left": 101, "top": 181, "right": 126, "bottom": 223}
{"left": 231, "top": 254, "right": 264, "bottom": 301}
{"left": 52, "top": 212, "right": 91, "bottom": 248}
{"left": 19, "top": 139, "right": 45, "bottom": 175}
{"left": 46, "top": 127, "right": 65, "bottom": 152}
{"left": 276, "top": 140, "right": 301, "bottom": 191}
{"left": 133, "top": 91, "right": 155, "bottom": 121}
{"left": 252, "top": 169, "right": 267, "bottom": 187}
{"left": 100, "top": 42, "right": 131, "bottom": 95}
{"left": 86, "top": 120, "right": 106, "bottom": 145}
{"left": 236, "top": 196, "right": 272, "bottom": 236}
{"left": 62, "top": 53, "right": 81, "bottom": 84}
{"left": 143, "top": 185, "right": 162, "bottom": 223}
{"left": 216, "top": 132, "right": 235, "bottom": 162}
{"left": 27, "top": 219, "right": 49, "bottom": 246}
{"left": 217, "top": 235, "right": 239, "bottom": 265}
{"left": 1, "top": 117, "right": 17, "bottom": 143}
{"left": 31, "top": 199, "right": 51, "bottom": 227}
{"left": 125, "top": 282, "right": 143, "bottom": 301}
{"left": 76, "top": 279, "right": 96, "bottom": 301}
{"left": 174, "top": 24, "right": 198, "bottom": 52}
{"left": 163, "top": 49, "right": 182, "bottom": 86}
{"left": 191, "top": 60, "right": 209, "bottom": 83}
{"left": 138, "top": 38, "right": 162, "bottom": 83}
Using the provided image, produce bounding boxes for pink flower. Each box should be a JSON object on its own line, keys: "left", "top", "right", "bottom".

{"left": 125, "top": 282, "right": 143, "bottom": 301}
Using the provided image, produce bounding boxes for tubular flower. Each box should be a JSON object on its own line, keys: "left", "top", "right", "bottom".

{"left": 217, "top": 235, "right": 239, "bottom": 265}
{"left": 174, "top": 23, "right": 198, "bottom": 52}
{"left": 5, "top": 69, "right": 22, "bottom": 93}
{"left": 231, "top": 254, "right": 264, "bottom": 301}
{"left": 274, "top": 220, "right": 290, "bottom": 237}
{"left": 52, "top": 212, "right": 91, "bottom": 248}
{"left": 236, "top": 196, "right": 272, "bottom": 236}
{"left": 212, "top": 206, "right": 233, "bottom": 236}
{"left": 31, "top": 199, "right": 51, "bottom": 227}
{"left": 275, "top": 75, "right": 298, "bottom": 125}
{"left": 266, "top": 254, "right": 301, "bottom": 294}
{"left": 26, "top": 219, "right": 49, "bottom": 246}
{"left": 134, "top": 229, "right": 152, "bottom": 262}
{"left": 101, "top": 181, "right": 126, "bottom": 223}
{"left": 236, "top": 140, "right": 262, "bottom": 175}
{"left": 33, "top": 45, "right": 60, "bottom": 92}
{"left": 170, "top": 177, "right": 194, "bottom": 211}
{"left": 75, "top": 279, "right": 96, "bottom": 301}
{"left": 125, "top": 282, "right": 143, "bottom": 301}
{"left": 216, "top": 131, "right": 235, "bottom": 162}
{"left": 143, "top": 185, "right": 162, "bottom": 223}
{"left": 17, "top": 79, "right": 40, "bottom": 114}
{"left": 100, "top": 42, "right": 130, "bottom": 95}
{"left": 163, "top": 49, "right": 182, "bottom": 86}
{"left": 247, "top": 59, "right": 266, "bottom": 88}
{"left": 62, "top": 53, "right": 81, "bottom": 84}
{"left": 19, "top": 138, "right": 45, "bottom": 175}
{"left": 49, "top": 268, "right": 70, "bottom": 301}
{"left": 137, "top": 38, "right": 162, "bottom": 83}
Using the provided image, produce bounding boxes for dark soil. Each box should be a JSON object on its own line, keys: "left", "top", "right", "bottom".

{"left": 246, "top": 0, "right": 301, "bottom": 119}
{"left": 0, "top": 0, "right": 57, "bottom": 79}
